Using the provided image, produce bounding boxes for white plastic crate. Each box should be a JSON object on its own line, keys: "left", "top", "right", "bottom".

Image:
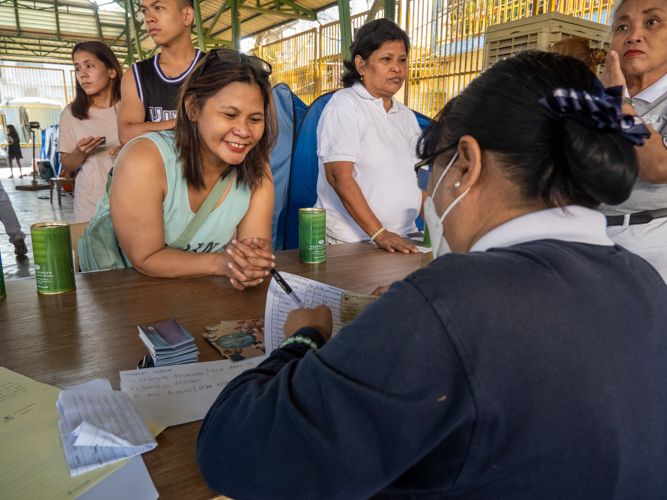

{"left": 483, "top": 12, "right": 611, "bottom": 70}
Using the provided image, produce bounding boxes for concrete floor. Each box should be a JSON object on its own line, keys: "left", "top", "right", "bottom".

{"left": 0, "top": 164, "right": 75, "bottom": 281}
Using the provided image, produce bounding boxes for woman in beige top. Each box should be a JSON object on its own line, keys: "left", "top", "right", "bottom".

{"left": 59, "top": 41, "right": 123, "bottom": 222}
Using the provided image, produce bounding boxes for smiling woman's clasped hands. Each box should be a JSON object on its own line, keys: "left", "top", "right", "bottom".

{"left": 223, "top": 237, "right": 276, "bottom": 291}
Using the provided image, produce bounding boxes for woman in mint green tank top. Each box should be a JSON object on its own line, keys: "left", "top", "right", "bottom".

{"left": 111, "top": 52, "right": 278, "bottom": 290}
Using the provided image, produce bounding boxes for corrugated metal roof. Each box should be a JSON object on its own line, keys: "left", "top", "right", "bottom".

{"left": 0, "top": 0, "right": 337, "bottom": 65}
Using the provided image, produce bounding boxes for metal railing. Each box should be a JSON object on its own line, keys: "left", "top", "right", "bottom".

{"left": 0, "top": 65, "right": 71, "bottom": 147}
{"left": 256, "top": 2, "right": 613, "bottom": 117}
{"left": 260, "top": 29, "right": 319, "bottom": 105}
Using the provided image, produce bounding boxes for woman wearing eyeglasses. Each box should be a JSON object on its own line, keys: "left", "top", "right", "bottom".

{"left": 197, "top": 52, "right": 667, "bottom": 498}
{"left": 109, "top": 51, "right": 277, "bottom": 289}
{"left": 315, "top": 19, "right": 425, "bottom": 253}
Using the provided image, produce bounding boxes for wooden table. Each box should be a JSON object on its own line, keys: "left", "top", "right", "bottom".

{"left": 0, "top": 242, "right": 430, "bottom": 500}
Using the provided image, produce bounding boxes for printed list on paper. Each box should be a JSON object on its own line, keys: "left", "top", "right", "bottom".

{"left": 264, "top": 272, "right": 348, "bottom": 354}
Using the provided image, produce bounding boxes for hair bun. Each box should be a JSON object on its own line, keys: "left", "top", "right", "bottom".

{"left": 562, "top": 120, "right": 637, "bottom": 205}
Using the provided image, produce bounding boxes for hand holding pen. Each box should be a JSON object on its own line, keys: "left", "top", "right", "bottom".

{"left": 271, "top": 269, "right": 306, "bottom": 309}
{"left": 271, "top": 269, "right": 333, "bottom": 341}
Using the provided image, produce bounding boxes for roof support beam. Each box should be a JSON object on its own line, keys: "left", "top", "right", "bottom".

{"left": 126, "top": 0, "right": 145, "bottom": 61}
{"left": 238, "top": 5, "right": 315, "bottom": 20}
{"left": 123, "top": 4, "right": 134, "bottom": 65}
{"left": 54, "top": 0, "right": 61, "bottom": 40}
{"left": 13, "top": 0, "right": 21, "bottom": 36}
{"left": 365, "top": 0, "right": 380, "bottom": 23}
{"left": 383, "top": 0, "right": 394, "bottom": 22}
{"left": 205, "top": 0, "right": 229, "bottom": 37}
{"left": 93, "top": 4, "right": 104, "bottom": 41}
{"left": 231, "top": 0, "right": 240, "bottom": 50}
{"left": 337, "top": 0, "right": 351, "bottom": 61}
{"left": 193, "top": 0, "right": 205, "bottom": 51}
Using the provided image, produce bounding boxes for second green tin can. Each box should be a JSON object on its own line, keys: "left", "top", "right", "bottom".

{"left": 31, "top": 222, "right": 76, "bottom": 294}
{"left": 299, "top": 208, "right": 326, "bottom": 263}
{"left": 0, "top": 253, "right": 6, "bottom": 299}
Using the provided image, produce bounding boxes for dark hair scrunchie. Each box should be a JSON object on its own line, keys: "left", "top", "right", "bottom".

{"left": 539, "top": 84, "right": 651, "bottom": 146}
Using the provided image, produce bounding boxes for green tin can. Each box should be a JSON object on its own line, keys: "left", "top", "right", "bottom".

{"left": 299, "top": 208, "right": 326, "bottom": 263}
{"left": 423, "top": 221, "right": 431, "bottom": 248}
{"left": 0, "top": 253, "right": 6, "bottom": 299}
{"left": 31, "top": 222, "right": 76, "bottom": 294}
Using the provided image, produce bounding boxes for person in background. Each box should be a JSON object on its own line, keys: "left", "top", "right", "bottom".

{"left": 599, "top": 0, "right": 667, "bottom": 280}
{"left": 196, "top": 52, "right": 667, "bottom": 499}
{"left": 117, "top": 0, "right": 204, "bottom": 145}
{"left": 0, "top": 181, "right": 27, "bottom": 256}
{"left": 549, "top": 36, "right": 607, "bottom": 73}
{"left": 6, "top": 125, "right": 23, "bottom": 178}
{"left": 315, "top": 19, "right": 425, "bottom": 253}
{"left": 59, "top": 41, "right": 122, "bottom": 223}
{"left": 110, "top": 51, "right": 276, "bottom": 288}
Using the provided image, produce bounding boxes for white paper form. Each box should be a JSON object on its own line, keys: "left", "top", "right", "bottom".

{"left": 57, "top": 391, "right": 157, "bottom": 476}
{"left": 119, "top": 356, "right": 264, "bottom": 427}
{"left": 264, "top": 272, "right": 349, "bottom": 355}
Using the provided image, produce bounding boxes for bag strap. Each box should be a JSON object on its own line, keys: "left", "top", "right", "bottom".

{"left": 168, "top": 173, "right": 234, "bottom": 251}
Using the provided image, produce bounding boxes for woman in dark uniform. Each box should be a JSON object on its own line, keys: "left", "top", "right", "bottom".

{"left": 196, "top": 51, "right": 667, "bottom": 499}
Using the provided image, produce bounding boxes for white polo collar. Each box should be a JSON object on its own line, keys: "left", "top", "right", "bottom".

{"left": 628, "top": 71, "right": 667, "bottom": 103}
{"left": 470, "top": 206, "right": 614, "bottom": 253}
{"left": 352, "top": 82, "right": 400, "bottom": 113}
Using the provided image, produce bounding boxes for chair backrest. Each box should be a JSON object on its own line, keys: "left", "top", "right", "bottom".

{"left": 68, "top": 221, "right": 88, "bottom": 272}
{"left": 269, "top": 84, "right": 308, "bottom": 251}
{"left": 283, "top": 91, "right": 336, "bottom": 250}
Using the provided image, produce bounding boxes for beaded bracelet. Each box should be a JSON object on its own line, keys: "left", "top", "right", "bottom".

{"left": 369, "top": 226, "right": 387, "bottom": 243}
{"left": 279, "top": 335, "right": 320, "bottom": 352}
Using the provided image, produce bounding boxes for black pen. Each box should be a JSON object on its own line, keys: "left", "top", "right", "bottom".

{"left": 270, "top": 269, "right": 306, "bottom": 309}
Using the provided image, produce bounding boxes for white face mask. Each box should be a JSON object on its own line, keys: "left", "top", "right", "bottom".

{"left": 423, "top": 152, "right": 471, "bottom": 258}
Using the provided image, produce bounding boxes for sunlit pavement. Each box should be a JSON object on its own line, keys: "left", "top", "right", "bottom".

{"left": 0, "top": 166, "right": 75, "bottom": 280}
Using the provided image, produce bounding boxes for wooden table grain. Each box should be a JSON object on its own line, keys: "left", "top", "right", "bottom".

{"left": 0, "top": 242, "right": 431, "bottom": 500}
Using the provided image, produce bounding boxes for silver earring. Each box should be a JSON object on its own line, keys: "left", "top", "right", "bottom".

{"left": 454, "top": 181, "right": 461, "bottom": 188}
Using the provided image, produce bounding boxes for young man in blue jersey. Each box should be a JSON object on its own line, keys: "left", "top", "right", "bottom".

{"left": 118, "top": 0, "right": 204, "bottom": 145}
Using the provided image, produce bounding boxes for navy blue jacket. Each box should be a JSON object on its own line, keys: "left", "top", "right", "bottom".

{"left": 197, "top": 241, "right": 667, "bottom": 499}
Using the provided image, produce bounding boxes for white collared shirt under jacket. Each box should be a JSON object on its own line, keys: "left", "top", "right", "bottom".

{"left": 315, "top": 83, "right": 423, "bottom": 242}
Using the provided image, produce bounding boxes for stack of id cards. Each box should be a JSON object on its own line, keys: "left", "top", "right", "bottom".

{"left": 138, "top": 318, "right": 199, "bottom": 366}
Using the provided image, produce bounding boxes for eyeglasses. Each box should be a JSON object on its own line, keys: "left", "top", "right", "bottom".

{"left": 196, "top": 49, "right": 273, "bottom": 79}
{"left": 414, "top": 141, "right": 457, "bottom": 177}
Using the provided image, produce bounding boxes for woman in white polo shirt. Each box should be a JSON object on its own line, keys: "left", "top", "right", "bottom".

{"left": 315, "top": 19, "right": 425, "bottom": 253}
{"left": 600, "top": 0, "right": 667, "bottom": 280}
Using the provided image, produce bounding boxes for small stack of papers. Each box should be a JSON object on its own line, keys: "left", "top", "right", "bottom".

{"left": 138, "top": 318, "right": 199, "bottom": 366}
{"left": 56, "top": 388, "right": 158, "bottom": 476}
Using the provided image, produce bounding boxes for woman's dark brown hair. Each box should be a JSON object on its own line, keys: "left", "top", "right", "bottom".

{"left": 6, "top": 124, "right": 18, "bottom": 138}
{"left": 549, "top": 37, "right": 607, "bottom": 73}
{"left": 175, "top": 60, "right": 278, "bottom": 192}
{"left": 71, "top": 41, "right": 123, "bottom": 120}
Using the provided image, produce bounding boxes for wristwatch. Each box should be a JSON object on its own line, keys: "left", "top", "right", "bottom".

{"left": 622, "top": 97, "right": 634, "bottom": 108}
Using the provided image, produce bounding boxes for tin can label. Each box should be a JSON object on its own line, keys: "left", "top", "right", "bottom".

{"left": 299, "top": 208, "right": 326, "bottom": 263}
{"left": 0, "top": 253, "right": 6, "bottom": 299}
{"left": 31, "top": 223, "right": 75, "bottom": 294}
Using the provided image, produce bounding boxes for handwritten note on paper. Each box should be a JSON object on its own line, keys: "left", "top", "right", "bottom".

{"left": 119, "top": 357, "right": 264, "bottom": 427}
{"left": 0, "top": 368, "right": 130, "bottom": 500}
{"left": 264, "top": 272, "right": 349, "bottom": 354}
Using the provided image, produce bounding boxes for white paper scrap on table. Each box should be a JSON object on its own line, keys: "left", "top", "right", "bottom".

{"left": 264, "top": 272, "right": 348, "bottom": 355}
{"left": 119, "top": 356, "right": 265, "bottom": 427}
{"left": 76, "top": 456, "right": 158, "bottom": 500}
{"left": 57, "top": 390, "right": 158, "bottom": 476}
